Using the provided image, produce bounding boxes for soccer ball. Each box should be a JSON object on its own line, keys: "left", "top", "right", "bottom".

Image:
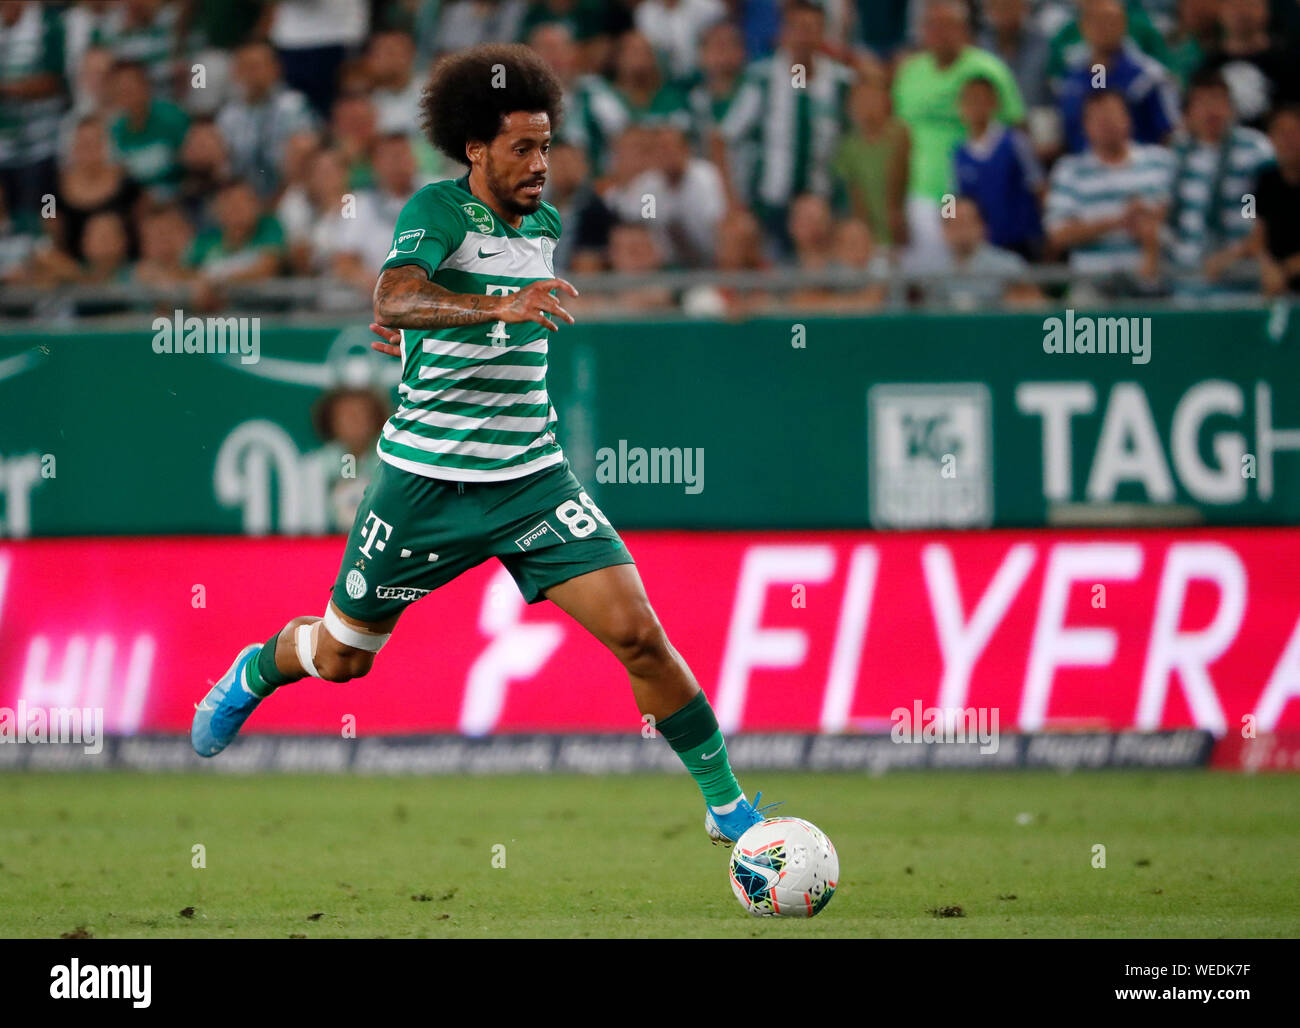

{"left": 729, "top": 817, "right": 838, "bottom": 918}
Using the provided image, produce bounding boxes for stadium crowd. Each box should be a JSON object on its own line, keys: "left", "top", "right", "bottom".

{"left": 1, "top": 0, "right": 1299, "bottom": 315}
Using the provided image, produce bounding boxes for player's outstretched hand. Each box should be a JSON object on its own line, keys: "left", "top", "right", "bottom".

{"left": 497, "top": 278, "right": 579, "bottom": 332}
{"left": 369, "top": 322, "right": 402, "bottom": 357}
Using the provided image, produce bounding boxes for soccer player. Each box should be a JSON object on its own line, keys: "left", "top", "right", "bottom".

{"left": 192, "top": 44, "right": 771, "bottom": 846}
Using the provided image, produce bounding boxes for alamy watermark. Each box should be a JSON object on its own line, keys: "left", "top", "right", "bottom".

{"left": 1042, "top": 309, "right": 1151, "bottom": 365}
{"left": 151, "top": 309, "right": 261, "bottom": 365}
{"left": 595, "top": 441, "right": 704, "bottom": 494}
{"left": 0, "top": 702, "right": 103, "bottom": 754}
{"left": 890, "top": 702, "right": 1000, "bottom": 755}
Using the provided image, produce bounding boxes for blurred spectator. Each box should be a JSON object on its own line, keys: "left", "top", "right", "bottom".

{"left": 310, "top": 385, "right": 388, "bottom": 531}
{"left": 562, "top": 29, "right": 688, "bottom": 175}
{"left": 542, "top": 140, "right": 616, "bottom": 271}
{"left": 634, "top": 0, "right": 727, "bottom": 80}
{"left": 893, "top": 0, "right": 1024, "bottom": 267}
{"left": 680, "top": 206, "right": 772, "bottom": 318}
{"left": 330, "top": 92, "right": 380, "bottom": 190}
{"left": 784, "top": 194, "right": 887, "bottom": 310}
{"left": 432, "top": 0, "right": 528, "bottom": 57}
{"left": 368, "top": 133, "right": 428, "bottom": 246}
{"left": 527, "top": 21, "right": 591, "bottom": 159}
{"left": 833, "top": 70, "right": 909, "bottom": 247}
{"left": 89, "top": 0, "right": 182, "bottom": 98}
{"left": 585, "top": 220, "right": 675, "bottom": 313}
{"left": 604, "top": 123, "right": 725, "bottom": 268}
{"left": 1167, "top": 69, "right": 1274, "bottom": 288}
{"left": 1057, "top": 0, "right": 1178, "bottom": 154}
{"left": 827, "top": 216, "right": 890, "bottom": 310}
{"left": 955, "top": 75, "right": 1044, "bottom": 258}
{"left": 718, "top": 1, "right": 854, "bottom": 250}
{"left": 79, "top": 208, "right": 132, "bottom": 282}
{"left": 133, "top": 201, "right": 194, "bottom": 286}
{"left": 598, "top": 120, "right": 656, "bottom": 193}
{"left": 269, "top": 0, "right": 369, "bottom": 117}
{"left": 926, "top": 195, "right": 1044, "bottom": 308}
{"left": 216, "top": 40, "right": 317, "bottom": 198}
{"left": 108, "top": 58, "right": 189, "bottom": 197}
{"left": 0, "top": 181, "right": 38, "bottom": 282}
{"left": 1045, "top": 90, "right": 1173, "bottom": 290}
{"left": 277, "top": 128, "right": 322, "bottom": 200}
{"left": 1167, "top": 0, "right": 1222, "bottom": 87}
{"left": 1046, "top": 0, "right": 1170, "bottom": 83}
{"left": 0, "top": 0, "right": 66, "bottom": 234}
{"left": 1254, "top": 104, "right": 1300, "bottom": 294}
{"left": 366, "top": 30, "right": 424, "bottom": 136}
{"left": 686, "top": 21, "right": 750, "bottom": 182}
{"left": 611, "top": 29, "right": 690, "bottom": 121}
{"left": 977, "top": 0, "right": 1052, "bottom": 109}
{"left": 55, "top": 116, "right": 141, "bottom": 261}
{"left": 184, "top": 0, "right": 271, "bottom": 115}
{"left": 177, "top": 117, "right": 232, "bottom": 228}
{"left": 278, "top": 147, "right": 376, "bottom": 291}
{"left": 64, "top": 45, "right": 114, "bottom": 131}
{"left": 187, "top": 176, "right": 284, "bottom": 283}
{"left": 1201, "top": 0, "right": 1300, "bottom": 131}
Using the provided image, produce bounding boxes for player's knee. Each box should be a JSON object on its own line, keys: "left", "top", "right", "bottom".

{"left": 314, "top": 641, "right": 375, "bottom": 683}
{"left": 607, "top": 608, "right": 670, "bottom": 671}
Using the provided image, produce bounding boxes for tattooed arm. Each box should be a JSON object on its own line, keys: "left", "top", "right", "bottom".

{"left": 372, "top": 265, "right": 501, "bottom": 328}
{"left": 372, "top": 265, "right": 580, "bottom": 331}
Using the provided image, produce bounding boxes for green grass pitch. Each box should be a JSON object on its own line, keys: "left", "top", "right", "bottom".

{"left": 1, "top": 770, "right": 1296, "bottom": 938}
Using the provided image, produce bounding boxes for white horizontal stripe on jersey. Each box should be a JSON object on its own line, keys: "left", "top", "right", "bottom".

{"left": 442, "top": 230, "right": 555, "bottom": 279}
{"left": 377, "top": 446, "right": 565, "bottom": 482}
{"left": 417, "top": 361, "right": 547, "bottom": 382}
{"left": 382, "top": 422, "right": 555, "bottom": 460}
{"left": 422, "top": 336, "right": 549, "bottom": 361}
{"left": 392, "top": 404, "right": 552, "bottom": 434}
{"left": 398, "top": 384, "right": 549, "bottom": 406}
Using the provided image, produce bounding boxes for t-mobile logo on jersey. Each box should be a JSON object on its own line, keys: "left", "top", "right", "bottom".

{"left": 358, "top": 510, "right": 393, "bottom": 558}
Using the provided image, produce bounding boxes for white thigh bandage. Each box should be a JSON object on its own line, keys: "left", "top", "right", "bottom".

{"left": 322, "top": 606, "right": 391, "bottom": 653}
{"left": 295, "top": 622, "right": 322, "bottom": 678}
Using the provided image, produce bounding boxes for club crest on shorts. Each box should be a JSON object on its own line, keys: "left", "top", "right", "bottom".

{"left": 345, "top": 569, "right": 367, "bottom": 599}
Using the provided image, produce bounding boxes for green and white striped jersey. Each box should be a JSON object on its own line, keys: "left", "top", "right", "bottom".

{"left": 377, "top": 175, "right": 566, "bottom": 483}
{"left": 720, "top": 51, "right": 854, "bottom": 208}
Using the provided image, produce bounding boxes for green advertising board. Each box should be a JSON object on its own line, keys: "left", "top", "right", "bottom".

{"left": 1, "top": 306, "right": 1298, "bottom": 535}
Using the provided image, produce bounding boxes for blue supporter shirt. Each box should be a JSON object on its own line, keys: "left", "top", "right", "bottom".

{"left": 954, "top": 125, "right": 1044, "bottom": 251}
{"left": 1059, "top": 45, "right": 1178, "bottom": 154}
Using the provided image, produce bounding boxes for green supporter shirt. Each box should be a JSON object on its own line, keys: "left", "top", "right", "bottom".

{"left": 187, "top": 214, "right": 284, "bottom": 277}
{"left": 832, "top": 120, "right": 907, "bottom": 245}
{"left": 110, "top": 99, "right": 189, "bottom": 194}
{"left": 1045, "top": 4, "right": 1169, "bottom": 83}
{"left": 376, "top": 175, "right": 567, "bottom": 483}
{"left": 892, "top": 46, "right": 1024, "bottom": 201}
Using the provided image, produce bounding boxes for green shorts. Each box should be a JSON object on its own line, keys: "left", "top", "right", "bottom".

{"left": 330, "top": 456, "right": 634, "bottom": 622}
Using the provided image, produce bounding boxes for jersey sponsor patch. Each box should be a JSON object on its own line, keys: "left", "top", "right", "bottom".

{"left": 515, "top": 519, "right": 559, "bottom": 551}
{"left": 389, "top": 228, "right": 425, "bottom": 258}
{"left": 460, "top": 201, "right": 495, "bottom": 234}
{"left": 375, "top": 585, "right": 432, "bottom": 602}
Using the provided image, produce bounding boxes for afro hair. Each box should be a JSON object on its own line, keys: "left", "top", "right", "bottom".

{"left": 420, "top": 44, "right": 564, "bottom": 166}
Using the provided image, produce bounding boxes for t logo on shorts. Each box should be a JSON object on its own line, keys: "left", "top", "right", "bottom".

{"left": 359, "top": 510, "right": 393, "bottom": 558}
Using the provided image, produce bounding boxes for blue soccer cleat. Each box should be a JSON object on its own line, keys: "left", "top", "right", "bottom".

{"left": 705, "top": 791, "right": 783, "bottom": 846}
{"left": 191, "top": 643, "right": 263, "bottom": 757}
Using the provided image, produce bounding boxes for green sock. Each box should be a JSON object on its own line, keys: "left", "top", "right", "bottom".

{"left": 243, "top": 631, "right": 291, "bottom": 698}
{"left": 657, "top": 690, "right": 742, "bottom": 808}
